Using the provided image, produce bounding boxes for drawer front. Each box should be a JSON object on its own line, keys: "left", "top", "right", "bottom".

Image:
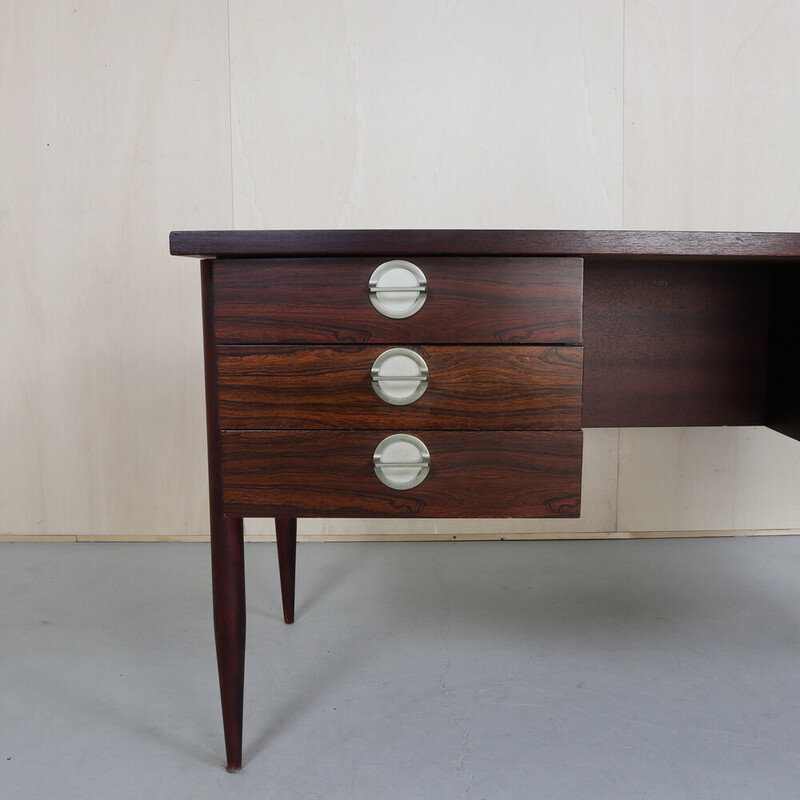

{"left": 217, "top": 345, "right": 582, "bottom": 430}
{"left": 221, "top": 430, "right": 582, "bottom": 518}
{"left": 213, "top": 257, "right": 583, "bottom": 344}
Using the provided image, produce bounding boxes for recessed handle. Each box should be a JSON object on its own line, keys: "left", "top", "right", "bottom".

{"left": 371, "top": 348, "right": 429, "bottom": 405}
{"left": 368, "top": 260, "right": 428, "bottom": 318}
{"left": 373, "top": 434, "right": 430, "bottom": 490}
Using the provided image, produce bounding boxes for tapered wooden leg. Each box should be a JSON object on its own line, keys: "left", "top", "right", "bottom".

{"left": 210, "top": 515, "right": 246, "bottom": 772}
{"left": 275, "top": 517, "right": 297, "bottom": 624}
{"left": 201, "top": 259, "right": 246, "bottom": 771}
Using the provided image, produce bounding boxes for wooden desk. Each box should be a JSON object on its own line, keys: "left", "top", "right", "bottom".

{"left": 170, "top": 229, "right": 800, "bottom": 771}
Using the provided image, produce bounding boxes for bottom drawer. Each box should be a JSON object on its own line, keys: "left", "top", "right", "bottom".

{"left": 221, "top": 430, "right": 582, "bottom": 518}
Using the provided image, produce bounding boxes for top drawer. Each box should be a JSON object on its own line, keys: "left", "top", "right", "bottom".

{"left": 213, "top": 257, "right": 583, "bottom": 344}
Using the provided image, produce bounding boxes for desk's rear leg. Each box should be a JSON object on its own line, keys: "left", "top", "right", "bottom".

{"left": 275, "top": 517, "right": 297, "bottom": 623}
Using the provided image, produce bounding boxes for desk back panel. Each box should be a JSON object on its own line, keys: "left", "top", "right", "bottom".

{"left": 583, "top": 259, "right": 770, "bottom": 428}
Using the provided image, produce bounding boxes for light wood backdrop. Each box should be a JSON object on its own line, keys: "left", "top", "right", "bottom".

{"left": 2, "top": 1, "right": 799, "bottom": 540}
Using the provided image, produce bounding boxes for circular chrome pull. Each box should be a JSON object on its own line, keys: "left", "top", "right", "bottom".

{"left": 371, "top": 348, "right": 429, "bottom": 405}
{"left": 368, "top": 260, "right": 427, "bottom": 318}
{"left": 373, "top": 434, "right": 430, "bottom": 490}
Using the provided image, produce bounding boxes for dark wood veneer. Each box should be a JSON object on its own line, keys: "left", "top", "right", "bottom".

{"left": 275, "top": 518, "right": 297, "bottom": 625}
{"left": 213, "top": 257, "right": 583, "bottom": 345}
{"left": 221, "top": 430, "right": 582, "bottom": 518}
{"left": 201, "top": 261, "right": 246, "bottom": 772}
{"left": 583, "top": 260, "right": 770, "bottom": 427}
{"left": 217, "top": 345, "right": 582, "bottom": 431}
{"left": 172, "top": 229, "right": 800, "bottom": 259}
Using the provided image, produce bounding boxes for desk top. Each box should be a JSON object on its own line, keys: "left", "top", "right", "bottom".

{"left": 170, "top": 229, "right": 800, "bottom": 259}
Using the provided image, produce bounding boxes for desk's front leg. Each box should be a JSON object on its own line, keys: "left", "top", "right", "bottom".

{"left": 210, "top": 515, "right": 245, "bottom": 772}
{"left": 202, "top": 259, "right": 246, "bottom": 771}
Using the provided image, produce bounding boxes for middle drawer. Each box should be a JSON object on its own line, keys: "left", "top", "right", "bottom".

{"left": 217, "top": 344, "right": 583, "bottom": 430}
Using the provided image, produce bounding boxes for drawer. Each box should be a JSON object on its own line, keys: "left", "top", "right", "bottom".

{"left": 213, "top": 257, "right": 583, "bottom": 344}
{"left": 217, "top": 345, "right": 583, "bottom": 430}
{"left": 221, "top": 430, "right": 582, "bottom": 518}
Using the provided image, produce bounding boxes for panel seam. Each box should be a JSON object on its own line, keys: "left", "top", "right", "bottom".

{"left": 227, "top": 0, "right": 235, "bottom": 229}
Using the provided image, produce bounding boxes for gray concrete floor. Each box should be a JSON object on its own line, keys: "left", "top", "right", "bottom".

{"left": 2, "top": 538, "right": 800, "bottom": 799}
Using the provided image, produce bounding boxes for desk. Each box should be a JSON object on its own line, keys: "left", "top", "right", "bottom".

{"left": 170, "top": 229, "right": 800, "bottom": 771}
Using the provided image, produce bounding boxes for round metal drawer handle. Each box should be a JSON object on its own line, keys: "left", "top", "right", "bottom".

{"left": 371, "top": 348, "right": 429, "bottom": 405}
{"left": 368, "top": 260, "right": 428, "bottom": 318}
{"left": 373, "top": 434, "right": 430, "bottom": 490}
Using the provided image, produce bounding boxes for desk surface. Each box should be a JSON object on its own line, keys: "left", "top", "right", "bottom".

{"left": 171, "top": 229, "right": 800, "bottom": 259}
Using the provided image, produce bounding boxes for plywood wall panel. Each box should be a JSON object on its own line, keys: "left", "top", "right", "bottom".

{"left": 229, "top": 0, "right": 624, "bottom": 230}
{"left": 618, "top": 427, "right": 800, "bottom": 532}
{"left": 623, "top": 0, "right": 800, "bottom": 231}
{"left": 0, "top": 1, "right": 232, "bottom": 536}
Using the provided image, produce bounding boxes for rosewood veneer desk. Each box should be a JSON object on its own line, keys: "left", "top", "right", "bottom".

{"left": 170, "top": 229, "right": 800, "bottom": 771}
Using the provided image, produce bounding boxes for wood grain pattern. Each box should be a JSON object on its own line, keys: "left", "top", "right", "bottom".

{"left": 582, "top": 259, "right": 770, "bottom": 427}
{"left": 212, "top": 257, "right": 583, "bottom": 345}
{"left": 171, "top": 229, "right": 800, "bottom": 259}
{"left": 221, "top": 430, "right": 582, "bottom": 518}
{"left": 217, "top": 345, "right": 582, "bottom": 431}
